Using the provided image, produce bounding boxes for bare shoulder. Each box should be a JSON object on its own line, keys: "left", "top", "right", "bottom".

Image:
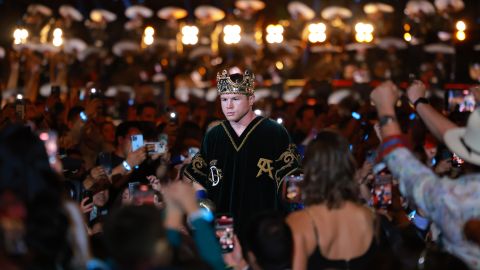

{"left": 286, "top": 210, "right": 310, "bottom": 229}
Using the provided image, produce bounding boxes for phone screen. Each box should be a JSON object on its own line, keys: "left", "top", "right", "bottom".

{"left": 131, "top": 134, "right": 144, "bottom": 151}
{"left": 446, "top": 89, "right": 476, "bottom": 112}
{"left": 284, "top": 174, "right": 303, "bottom": 203}
{"left": 39, "top": 131, "right": 58, "bottom": 165}
{"left": 372, "top": 174, "right": 392, "bottom": 209}
{"left": 452, "top": 153, "right": 465, "bottom": 168}
{"left": 215, "top": 215, "right": 234, "bottom": 253}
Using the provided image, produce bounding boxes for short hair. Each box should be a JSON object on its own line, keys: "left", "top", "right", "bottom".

{"left": 114, "top": 121, "right": 139, "bottom": 146}
{"left": 136, "top": 102, "right": 157, "bottom": 116}
{"left": 302, "top": 130, "right": 359, "bottom": 208}
{"left": 244, "top": 212, "right": 293, "bottom": 270}
{"left": 67, "top": 106, "right": 85, "bottom": 123}
{"left": 103, "top": 205, "right": 171, "bottom": 268}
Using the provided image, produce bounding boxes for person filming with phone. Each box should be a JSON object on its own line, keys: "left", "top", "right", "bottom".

{"left": 370, "top": 80, "right": 480, "bottom": 269}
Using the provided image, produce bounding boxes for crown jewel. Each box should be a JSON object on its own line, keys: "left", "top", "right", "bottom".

{"left": 216, "top": 69, "right": 255, "bottom": 96}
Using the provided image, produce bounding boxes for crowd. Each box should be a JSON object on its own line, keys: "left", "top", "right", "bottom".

{"left": 0, "top": 1, "right": 480, "bottom": 270}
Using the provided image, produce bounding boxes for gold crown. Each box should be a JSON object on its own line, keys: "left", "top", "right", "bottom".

{"left": 216, "top": 70, "right": 255, "bottom": 96}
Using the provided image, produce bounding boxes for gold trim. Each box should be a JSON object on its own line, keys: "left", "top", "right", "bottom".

{"left": 221, "top": 118, "right": 265, "bottom": 152}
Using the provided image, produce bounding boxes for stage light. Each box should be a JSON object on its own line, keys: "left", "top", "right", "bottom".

{"left": 266, "top": 24, "right": 284, "bottom": 44}
{"left": 404, "top": 32, "right": 412, "bottom": 42}
{"left": 143, "top": 35, "right": 154, "bottom": 45}
{"left": 456, "top": 20, "right": 466, "bottom": 31}
{"left": 456, "top": 31, "right": 466, "bottom": 41}
{"left": 181, "top": 25, "right": 199, "bottom": 45}
{"left": 144, "top": 26, "right": 155, "bottom": 36}
{"left": 13, "top": 28, "right": 29, "bottom": 45}
{"left": 275, "top": 61, "right": 284, "bottom": 70}
{"left": 52, "top": 28, "right": 63, "bottom": 47}
{"left": 307, "top": 23, "right": 327, "bottom": 43}
{"left": 223, "top": 24, "right": 241, "bottom": 45}
{"left": 355, "top": 22, "right": 374, "bottom": 43}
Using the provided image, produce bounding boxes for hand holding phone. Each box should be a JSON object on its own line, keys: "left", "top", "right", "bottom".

{"left": 131, "top": 134, "right": 144, "bottom": 152}
{"left": 284, "top": 174, "right": 304, "bottom": 203}
{"left": 215, "top": 215, "right": 235, "bottom": 253}
{"left": 372, "top": 173, "right": 392, "bottom": 209}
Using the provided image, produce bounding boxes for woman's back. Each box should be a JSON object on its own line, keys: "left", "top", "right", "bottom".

{"left": 287, "top": 202, "right": 376, "bottom": 270}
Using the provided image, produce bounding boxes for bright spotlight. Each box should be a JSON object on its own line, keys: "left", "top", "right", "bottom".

{"left": 456, "top": 20, "right": 466, "bottom": 31}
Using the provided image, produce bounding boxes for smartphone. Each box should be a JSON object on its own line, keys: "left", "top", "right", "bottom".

{"left": 82, "top": 190, "right": 93, "bottom": 205}
{"left": 446, "top": 89, "right": 476, "bottom": 112}
{"left": 169, "top": 111, "right": 178, "bottom": 125}
{"left": 79, "top": 111, "right": 88, "bottom": 122}
{"left": 79, "top": 89, "right": 86, "bottom": 101}
{"left": 452, "top": 153, "right": 465, "bottom": 168}
{"left": 215, "top": 215, "right": 235, "bottom": 253}
{"left": 15, "top": 95, "right": 25, "bottom": 121}
{"left": 145, "top": 141, "right": 167, "bottom": 155}
{"left": 131, "top": 134, "right": 144, "bottom": 151}
{"left": 128, "top": 182, "right": 140, "bottom": 197}
{"left": 188, "top": 147, "right": 199, "bottom": 158}
{"left": 372, "top": 173, "right": 392, "bottom": 209}
{"left": 131, "top": 184, "right": 155, "bottom": 205}
{"left": 365, "top": 150, "right": 377, "bottom": 164}
{"left": 90, "top": 88, "right": 102, "bottom": 99}
{"left": 98, "top": 152, "right": 112, "bottom": 175}
{"left": 38, "top": 130, "right": 58, "bottom": 165}
{"left": 284, "top": 174, "right": 304, "bottom": 203}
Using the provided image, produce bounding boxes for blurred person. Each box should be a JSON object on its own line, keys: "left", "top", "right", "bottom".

{"left": 291, "top": 105, "right": 317, "bottom": 146}
{"left": 370, "top": 80, "right": 480, "bottom": 268}
{"left": 136, "top": 101, "right": 158, "bottom": 123}
{"left": 99, "top": 120, "right": 115, "bottom": 152}
{"left": 0, "top": 125, "right": 91, "bottom": 269}
{"left": 287, "top": 130, "right": 378, "bottom": 270}
{"left": 244, "top": 212, "right": 293, "bottom": 270}
{"left": 184, "top": 70, "right": 301, "bottom": 239}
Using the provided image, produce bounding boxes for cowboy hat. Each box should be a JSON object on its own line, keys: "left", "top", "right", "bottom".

{"left": 235, "top": 0, "right": 266, "bottom": 11}
{"left": 59, "top": 5, "right": 83, "bottom": 21}
{"left": 288, "top": 1, "right": 315, "bottom": 20}
{"left": 125, "top": 5, "right": 153, "bottom": 19}
{"left": 444, "top": 109, "right": 480, "bottom": 165}
{"left": 157, "top": 6, "right": 188, "bottom": 20}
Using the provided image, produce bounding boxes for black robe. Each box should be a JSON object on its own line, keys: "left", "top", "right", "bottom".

{"left": 184, "top": 116, "right": 301, "bottom": 236}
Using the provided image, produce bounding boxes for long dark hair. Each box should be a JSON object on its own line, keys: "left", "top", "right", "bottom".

{"left": 302, "top": 130, "right": 359, "bottom": 208}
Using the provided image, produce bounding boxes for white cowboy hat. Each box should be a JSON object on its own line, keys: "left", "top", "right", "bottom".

{"left": 345, "top": 43, "right": 375, "bottom": 51}
{"left": 310, "top": 44, "right": 342, "bottom": 53}
{"left": 124, "top": 20, "right": 142, "bottom": 30}
{"left": 435, "top": 0, "right": 464, "bottom": 12}
{"left": 288, "top": 1, "right": 315, "bottom": 20}
{"left": 189, "top": 46, "right": 214, "bottom": 60}
{"left": 194, "top": 5, "right": 225, "bottom": 22}
{"left": 125, "top": 5, "right": 153, "bottom": 19}
{"left": 59, "top": 5, "right": 83, "bottom": 21}
{"left": 254, "top": 88, "right": 272, "bottom": 101}
{"left": 27, "top": 4, "right": 52, "bottom": 17}
{"left": 90, "top": 9, "right": 117, "bottom": 23}
{"left": 363, "top": 2, "right": 394, "bottom": 14}
{"left": 376, "top": 37, "right": 408, "bottom": 50}
{"left": 444, "top": 109, "right": 480, "bottom": 165}
{"left": 438, "top": 31, "right": 452, "bottom": 42}
{"left": 112, "top": 40, "right": 140, "bottom": 56}
{"left": 328, "top": 89, "right": 352, "bottom": 105}
{"left": 321, "top": 6, "right": 352, "bottom": 20}
{"left": 157, "top": 6, "right": 188, "bottom": 20}
{"left": 235, "top": 0, "right": 266, "bottom": 11}
{"left": 424, "top": 43, "right": 455, "bottom": 54}
{"left": 63, "top": 38, "right": 87, "bottom": 54}
{"left": 404, "top": 0, "right": 435, "bottom": 16}
{"left": 283, "top": 87, "right": 302, "bottom": 102}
